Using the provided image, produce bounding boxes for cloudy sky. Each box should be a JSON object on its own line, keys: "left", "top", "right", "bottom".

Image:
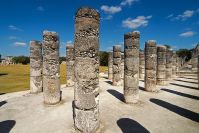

{"left": 0, "top": 0, "right": 199, "bottom": 56}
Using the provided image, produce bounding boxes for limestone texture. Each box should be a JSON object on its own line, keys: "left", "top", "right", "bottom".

{"left": 144, "top": 40, "right": 157, "bottom": 92}
{"left": 66, "top": 45, "right": 75, "bottom": 86}
{"left": 157, "top": 46, "right": 167, "bottom": 85}
{"left": 43, "top": 31, "right": 61, "bottom": 104}
{"left": 108, "top": 52, "right": 113, "bottom": 80}
{"left": 73, "top": 7, "right": 100, "bottom": 133}
{"left": 166, "top": 49, "right": 173, "bottom": 81}
{"left": 113, "top": 45, "right": 122, "bottom": 86}
{"left": 124, "top": 31, "right": 140, "bottom": 104}
{"left": 30, "top": 41, "right": 42, "bottom": 93}
{"left": 139, "top": 51, "right": 145, "bottom": 79}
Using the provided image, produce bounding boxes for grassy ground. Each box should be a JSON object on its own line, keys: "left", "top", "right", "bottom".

{"left": 0, "top": 64, "right": 108, "bottom": 93}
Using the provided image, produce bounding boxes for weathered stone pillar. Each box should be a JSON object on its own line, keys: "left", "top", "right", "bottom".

{"left": 73, "top": 7, "right": 100, "bottom": 133}
{"left": 172, "top": 51, "right": 177, "bottom": 78}
{"left": 157, "top": 46, "right": 167, "bottom": 85}
{"left": 66, "top": 44, "right": 74, "bottom": 86}
{"left": 108, "top": 52, "right": 113, "bottom": 80}
{"left": 113, "top": 45, "right": 122, "bottom": 86}
{"left": 139, "top": 51, "right": 145, "bottom": 79}
{"left": 166, "top": 49, "right": 173, "bottom": 81}
{"left": 43, "top": 31, "right": 61, "bottom": 104}
{"left": 124, "top": 31, "right": 140, "bottom": 103}
{"left": 30, "top": 41, "right": 42, "bottom": 93}
{"left": 121, "top": 53, "right": 124, "bottom": 79}
{"left": 144, "top": 40, "right": 157, "bottom": 92}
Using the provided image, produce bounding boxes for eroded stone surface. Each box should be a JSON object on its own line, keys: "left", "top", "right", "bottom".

{"left": 108, "top": 52, "right": 113, "bottom": 80}
{"left": 139, "top": 51, "right": 145, "bottom": 79}
{"left": 66, "top": 45, "right": 75, "bottom": 86}
{"left": 29, "top": 41, "right": 42, "bottom": 93}
{"left": 124, "top": 31, "right": 140, "bottom": 103}
{"left": 144, "top": 40, "right": 157, "bottom": 92}
{"left": 172, "top": 51, "right": 177, "bottom": 78}
{"left": 43, "top": 31, "right": 61, "bottom": 104}
{"left": 166, "top": 49, "right": 173, "bottom": 81}
{"left": 157, "top": 45, "right": 167, "bottom": 85}
{"left": 73, "top": 7, "right": 100, "bottom": 132}
{"left": 113, "top": 45, "right": 122, "bottom": 86}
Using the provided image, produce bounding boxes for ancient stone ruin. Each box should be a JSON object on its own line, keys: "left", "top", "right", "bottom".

{"left": 172, "top": 51, "right": 177, "bottom": 78}
{"left": 144, "top": 40, "right": 157, "bottom": 92}
{"left": 73, "top": 7, "right": 100, "bottom": 132}
{"left": 166, "top": 49, "right": 173, "bottom": 82}
{"left": 112, "top": 45, "right": 122, "bottom": 86}
{"left": 108, "top": 51, "right": 113, "bottom": 80}
{"left": 124, "top": 31, "right": 140, "bottom": 103}
{"left": 30, "top": 41, "right": 43, "bottom": 93}
{"left": 66, "top": 44, "right": 75, "bottom": 86}
{"left": 43, "top": 31, "right": 61, "bottom": 105}
{"left": 157, "top": 45, "right": 167, "bottom": 85}
{"left": 139, "top": 51, "right": 145, "bottom": 79}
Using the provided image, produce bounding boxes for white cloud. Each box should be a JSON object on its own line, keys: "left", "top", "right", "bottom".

{"left": 166, "top": 14, "right": 173, "bottom": 18}
{"left": 37, "top": 6, "right": 44, "bottom": 11}
{"left": 14, "top": 42, "right": 26, "bottom": 46}
{"left": 66, "top": 40, "right": 72, "bottom": 44}
{"left": 101, "top": 5, "right": 122, "bottom": 14}
{"left": 8, "top": 25, "right": 23, "bottom": 31}
{"left": 122, "top": 15, "right": 152, "bottom": 29}
{"left": 179, "top": 31, "right": 197, "bottom": 37}
{"left": 120, "top": 0, "right": 138, "bottom": 6}
{"left": 175, "top": 10, "right": 194, "bottom": 21}
{"left": 8, "top": 36, "right": 17, "bottom": 40}
{"left": 102, "top": 15, "right": 113, "bottom": 20}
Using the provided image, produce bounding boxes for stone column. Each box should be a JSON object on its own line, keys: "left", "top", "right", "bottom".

{"left": 113, "top": 45, "right": 122, "bottom": 86}
{"left": 108, "top": 52, "right": 113, "bottom": 80}
{"left": 144, "top": 40, "right": 157, "bottom": 92}
{"left": 166, "top": 49, "right": 173, "bottom": 82}
{"left": 157, "top": 46, "right": 167, "bottom": 85}
{"left": 30, "top": 41, "right": 42, "bottom": 93}
{"left": 172, "top": 51, "right": 177, "bottom": 78}
{"left": 43, "top": 31, "right": 61, "bottom": 105}
{"left": 73, "top": 7, "right": 100, "bottom": 133}
{"left": 121, "top": 53, "right": 124, "bottom": 79}
{"left": 139, "top": 51, "right": 145, "bottom": 79}
{"left": 124, "top": 31, "right": 140, "bottom": 103}
{"left": 66, "top": 44, "right": 74, "bottom": 86}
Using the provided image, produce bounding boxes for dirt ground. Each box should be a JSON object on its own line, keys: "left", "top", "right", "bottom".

{"left": 0, "top": 74, "right": 199, "bottom": 133}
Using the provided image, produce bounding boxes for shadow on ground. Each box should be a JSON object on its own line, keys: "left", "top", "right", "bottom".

{"left": 178, "top": 77, "right": 198, "bottom": 80}
{"left": 117, "top": 118, "right": 150, "bottom": 133}
{"left": 105, "top": 81, "right": 112, "bottom": 85}
{"left": 170, "top": 83, "right": 198, "bottom": 90}
{"left": 0, "top": 101, "right": 7, "bottom": 107}
{"left": 107, "top": 89, "right": 124, "bottom": 102}
{"left": 0, "top": 120, "right": 16, "bottom": 133}
{"left": 150, "top": 98, "right": 199, "bottom": 123}
{"left": 0, "top": 73, "right": 8, "bottom": 76}
{"left": 161, "top": 88, "right": 199, "bottom": 100}
{"left": 174, "top": 79, "right": 198, "bottom": 84}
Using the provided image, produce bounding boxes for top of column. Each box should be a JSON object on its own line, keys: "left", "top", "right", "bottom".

{"left": 75, "top": 7, "right": 100, "bottom": 21}
{"left": 145, "top": 40, "right": 156, "bottom": 47}
{"left": 124, "top": 31, "right": 140, "bottom": 39}
{"left": 43, "top": 30, "right": 59, "bottom": 42}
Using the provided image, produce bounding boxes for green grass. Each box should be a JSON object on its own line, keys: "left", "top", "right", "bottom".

{"left": 0, "top": 64, "right": 107, "bottom": 93}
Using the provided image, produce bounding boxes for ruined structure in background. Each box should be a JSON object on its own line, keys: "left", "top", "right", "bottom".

{"left": 145, "top": 40, "right": 157, "bottom": 92}
{"left": 192, "top": 44, "right": 199, "bottom": 72}
{"left": 66, "top": 45, "right": 75, "bottom": 86}
{"left": 43, "top": 31, "right": 61, "bottom": 104}
{"left": 73, "top": 7, "right": 100, "bottom": 132}
{"left": 108, "top": 51, "right": 113, "bottom": 80}
{"left": 172, "top": 51, "right": 177, "bottom": 78}
{"left": 166, "top": 49, "right": 173, "bottom": 81}
{"left": 157, "top": 46, "right": 167, "bottom": 85}
{"left": 113, "top": 45, "right": 122, "bottom": 86}
{"left": 121, "top": 53, "right": 124, "bottom": 79}
{"left": 30, "top": 41, "right": 43, "bottom": 93}
{"left": 139, "top": 51, "right": 145, "bottom": 79}
{"left": 124, "top": 31, "right": 140, "bottom": 103}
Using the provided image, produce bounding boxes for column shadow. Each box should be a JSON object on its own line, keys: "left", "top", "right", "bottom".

{"left": 174, "top": 79, "right": 198, "bottom": 84}
{"left": 170, "top": 83, "right": 198, "bottom": 90}
{"left": 150, "top": 98, "right": 199, "bottom": 123}
{"left": 139, "top": 86, "right": 145, "bottom": 91}
{"left": 0, "top": 93, "right": 6, "bottom": 95}
{"left": 107, "top": 89, "right": 124, "bottom": 102}
{"left": 0, "top": 101, "right": 7, "bottom": 107}
{"left": 117, "top": 118, "right": 150, "bottom": 133}
{"left": 178, "top": 77, "right": 198, "bottom": 80}
{"left": 0, "top": 120, "right": 16, "bottom": 133}
{"left": 161, "top": 88, "right": 199, "bottom": 100}
{"left": 0, "top": 73, "right": 8, "bottom": 76}
{"left": 105, "top": 81, "right": 112, "bottom": 85}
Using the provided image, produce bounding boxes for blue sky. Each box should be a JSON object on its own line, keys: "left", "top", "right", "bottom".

{"left": 0, "top": 0, "right": 199, "bottom": 57}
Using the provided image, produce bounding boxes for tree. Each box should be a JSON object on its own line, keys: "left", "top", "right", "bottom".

{"left": 59, "top": 57, "right": 66, "bottom": 64}
{"left": 12, "top": 56, "right": 30, "bottom": 64}
{"left": 176, "top": 49, "right": 192, "bottom": 62}
{"left": 100, "top": 51, "right": 109, "bottom": 66}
